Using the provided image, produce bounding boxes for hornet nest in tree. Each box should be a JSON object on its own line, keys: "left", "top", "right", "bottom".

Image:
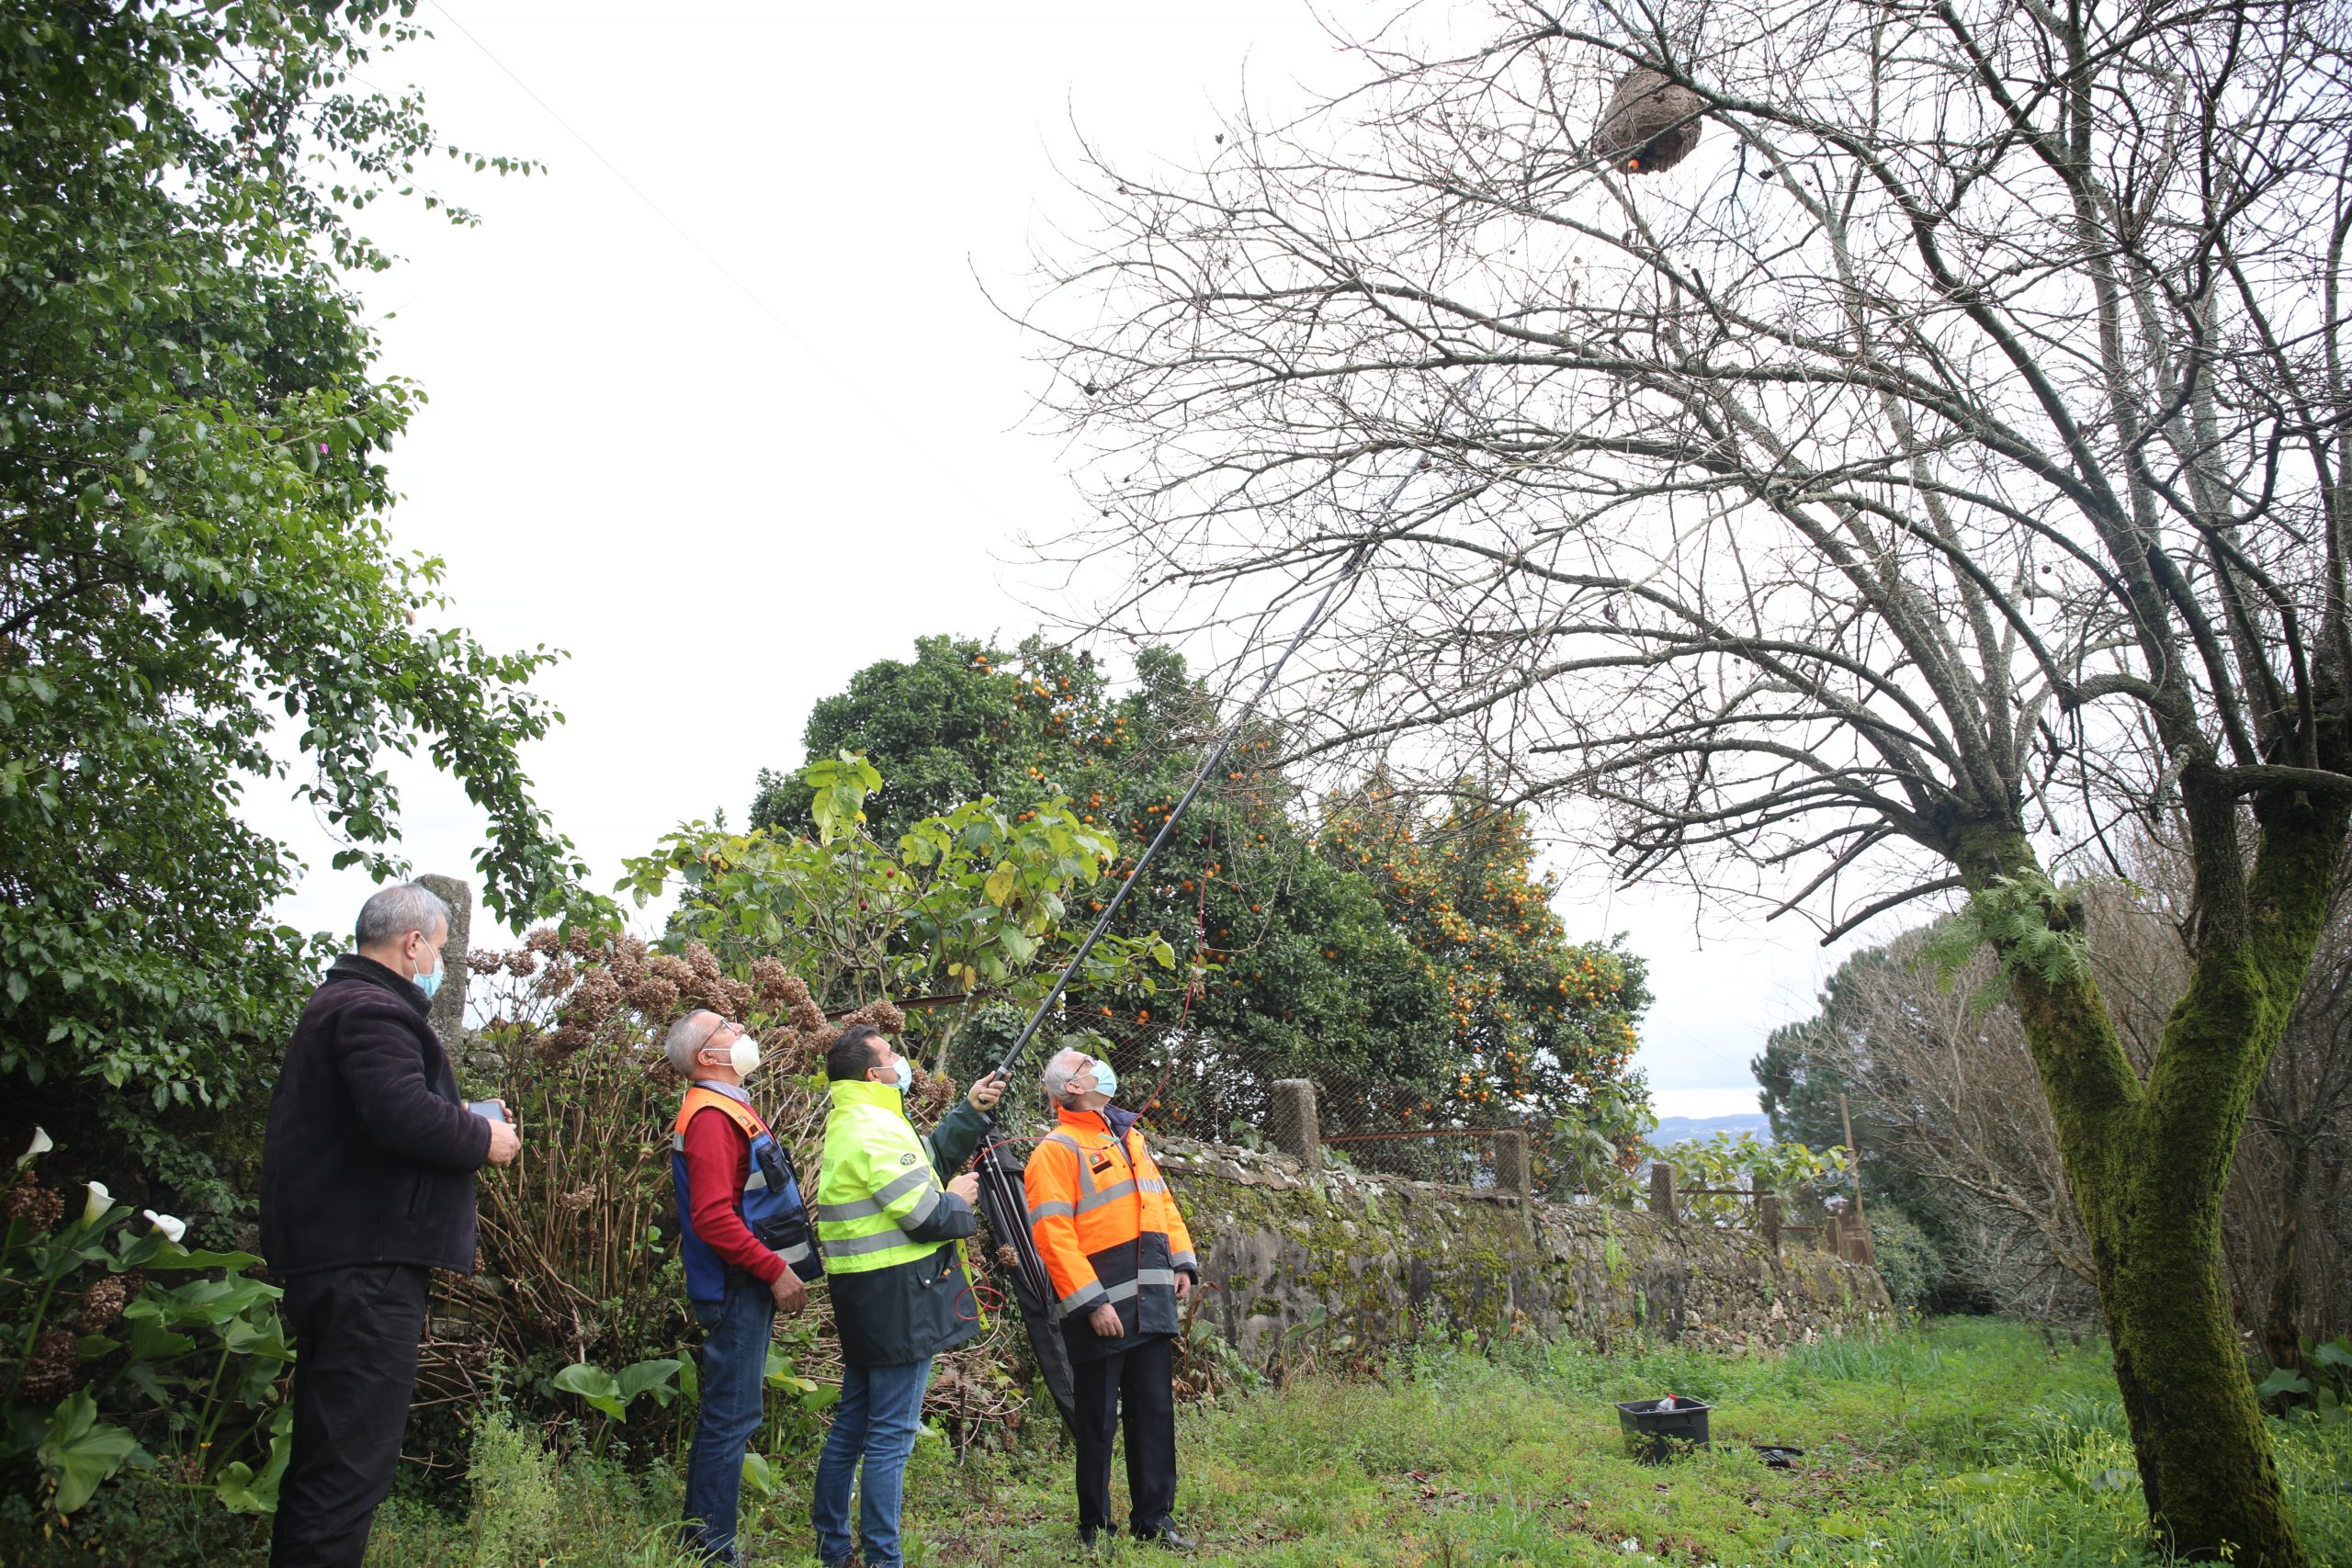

{"left": 1591, "top": 68, "right": 1702, "bottom": 174}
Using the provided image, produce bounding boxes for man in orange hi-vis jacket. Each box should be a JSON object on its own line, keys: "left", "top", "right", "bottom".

{"left": 1024, "top": 1045, "right": 1198, "bottom": 1553}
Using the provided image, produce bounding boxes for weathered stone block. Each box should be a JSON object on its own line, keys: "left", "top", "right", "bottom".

{"left": 413, "top": 874, "right": 470, "bottom": 1047}
{"left": 1268, "top": 1078, "right": 1322, "bottom": 1170}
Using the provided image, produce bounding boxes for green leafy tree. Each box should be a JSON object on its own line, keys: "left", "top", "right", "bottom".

{"left": 0, "top": 1, "right": 591, "bottom": 1208}
{"left": 754, "top": 638, "right": 1460, "bottom": 1103}
{"left": 754, "top": 637, "right": 1654, "bottom": 1143}
{"left": 628, "top": 755, "right": 1171, "bottom": 1068}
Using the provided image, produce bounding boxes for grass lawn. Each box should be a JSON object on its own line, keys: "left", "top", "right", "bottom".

{"left": 857, "top": 1319, "right": 2352, "bottom": 1567}
{"left": 375, "top": 1317, "right": 2349, "bottom": 1567}
{"left": 28, "top": 1318, "right": 2346, "bottom": 1564}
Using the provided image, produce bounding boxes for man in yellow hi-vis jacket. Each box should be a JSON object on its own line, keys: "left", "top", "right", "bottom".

{"left": 811, "top": 1024, "right": 1004, "bottom": 1568}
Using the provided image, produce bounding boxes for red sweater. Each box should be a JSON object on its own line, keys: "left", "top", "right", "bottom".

{"left": 680, "top": 1106, "right": 786, "bottom": 1284}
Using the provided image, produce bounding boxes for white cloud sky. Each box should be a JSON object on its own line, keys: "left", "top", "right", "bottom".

{"left": 248, "top": 1, "right": 1867, "bottom": 1120}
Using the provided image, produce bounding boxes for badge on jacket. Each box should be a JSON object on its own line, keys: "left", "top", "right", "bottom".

{"left": 900, "top": 1153, "right": 917, "bottom": 1166}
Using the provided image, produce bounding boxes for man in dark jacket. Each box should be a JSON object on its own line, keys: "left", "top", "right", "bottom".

{"left": 810, "top": 1025, "right": 1003, "bottom": 1568}
{"left": 260, "top": 884, "right": 520, "bottom": 1568}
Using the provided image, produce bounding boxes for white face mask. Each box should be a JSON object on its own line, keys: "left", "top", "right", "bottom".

{"left": 729, "top": 1033, "right": 762, "bottom": 1077}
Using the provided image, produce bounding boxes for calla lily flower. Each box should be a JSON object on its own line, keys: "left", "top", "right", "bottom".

{"left": 84, "top": 1180, "right": 114, "bottom": 1225}
{"left": 141, "top": 1209, "right": 187, "bottom": 1247}
{"left": 17, "top": 1125, "right": 51, "bottom": 1167}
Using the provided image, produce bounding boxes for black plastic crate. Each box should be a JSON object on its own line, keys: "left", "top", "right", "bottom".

{"left": 1616, "top": 1397, "right": 1712, "bottom": 1463}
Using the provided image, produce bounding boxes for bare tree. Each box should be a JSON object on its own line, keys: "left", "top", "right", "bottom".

{"left": 1025, "top": 1, "right": 2352, "bottom": 1560}
{"left": 1812, "top": 926, "right": 2111, "bottom": 1316}
{"left": 1773, "top": 844, "right": 2352, "bottom": 1343}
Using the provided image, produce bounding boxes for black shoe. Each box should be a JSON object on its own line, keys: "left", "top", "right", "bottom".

{"left": 1133, "top": 1521, "right": 1195, "bottom": 1551}
{"left": 1079, "top": 1525, "right": 1105, "bottom": 1553}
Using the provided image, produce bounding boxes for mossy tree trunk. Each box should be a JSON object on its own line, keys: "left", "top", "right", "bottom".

{"left": 1986, "top": 783, "right": 2346, "bottom": 1568}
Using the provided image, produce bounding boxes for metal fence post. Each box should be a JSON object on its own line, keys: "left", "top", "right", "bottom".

{"left": 1269, "top": 1078, "right": 1323, "bottom": 1171}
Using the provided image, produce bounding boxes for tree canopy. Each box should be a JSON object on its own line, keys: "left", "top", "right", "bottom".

{"left": 0, "top": 1, "right": 588, "bottom": 1203}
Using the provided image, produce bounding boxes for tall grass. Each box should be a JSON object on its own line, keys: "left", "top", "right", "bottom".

{"left": 341, "top": 1317, "right": 2352, "bottom": 1567}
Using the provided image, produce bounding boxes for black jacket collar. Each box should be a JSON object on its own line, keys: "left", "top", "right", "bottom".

{"left": 327, "top": 953, "right": 429, "bottom": 1019}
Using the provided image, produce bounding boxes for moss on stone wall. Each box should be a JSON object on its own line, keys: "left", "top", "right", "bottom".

{"left": 1152, "top": 1136, "right": 1888, "bottom": 1370}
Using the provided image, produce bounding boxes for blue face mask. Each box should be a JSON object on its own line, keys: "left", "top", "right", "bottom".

{"left": 1086, "top": 1058, "right": 1117, "bottom": 1101}
{"left": 890, "top": 1056, "right": 912, "bottom": 1093}
{"left": 415, "top": 957, "right": 444, "bottom": 1001}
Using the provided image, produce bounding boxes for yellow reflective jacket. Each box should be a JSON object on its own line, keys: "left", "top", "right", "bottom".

{"left": 815, "top": 1078, "right": 986, "bottom": 1366}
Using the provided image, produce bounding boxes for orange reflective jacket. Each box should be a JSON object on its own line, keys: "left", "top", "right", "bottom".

{"left": 1023, "top": 1106, "right": 1196, "bottom": 1348}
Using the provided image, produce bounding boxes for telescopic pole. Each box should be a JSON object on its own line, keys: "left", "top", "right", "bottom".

{"left": 991, "top": 504, "right": 1408, "bottom": 1084}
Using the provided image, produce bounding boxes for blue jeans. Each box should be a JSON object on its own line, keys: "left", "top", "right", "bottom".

{"left": 810, "top": 1358, "right": 934, "bottom": 1568}
{"left": 682, "top": 1279, "right": 776, "bottom": 1564}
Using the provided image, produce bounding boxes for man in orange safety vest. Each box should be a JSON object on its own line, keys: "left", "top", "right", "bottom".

{"left": 1023, "top": 1045, "right": 1198, "bottom": 1552}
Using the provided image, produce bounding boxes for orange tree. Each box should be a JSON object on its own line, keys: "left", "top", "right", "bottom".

{"left": 1318, "top": 785, "right": 1650, "bottom": 1144}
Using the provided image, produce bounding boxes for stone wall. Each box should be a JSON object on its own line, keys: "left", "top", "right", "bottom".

{"left": 1152, "top": 1135, "right": 1891, "bottom": 1366}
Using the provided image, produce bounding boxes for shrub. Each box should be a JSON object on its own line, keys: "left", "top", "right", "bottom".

{"left": 0, "top": 1142, "right": 292, "bottom": 1535}
{"left": 467, "top": 1404, "right": 561, "bottom": 1567}
{"left": 1868, "top": 1207, "right": 1945, "bottom": 1318}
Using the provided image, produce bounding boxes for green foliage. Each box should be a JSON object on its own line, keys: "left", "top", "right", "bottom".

{"left": 31, "top": 1390, "right": 137, "bottom": 1517}
{"left": 466, "top": 1404, "right": 562, "bottom": 1568}
{"left": 1921, "top": 872, "right": 2095, "bottom": 998}
{"left": 1319, "top": 782, "right": 1654, "bottom": 1134}
{"left": 1868, "top": 1207, "right": 1948, "bottom": 1319}
{"left": 0, "top": 0, "right": 594, "bottom": 1201}
{"left": 625, "top": 754, "right": 1169, "bottom": 1064}
{"left": 553, "top": 1358, "right": 684, "bottom": 1424}
{"left": 2258, "top": 1336, "right": 2352, "bottom": 1427}
{"left": 1, "top": 1143, "right": 293, "bottom": 1530}
{"left": 1537, "top": 1087, "right": 1654, "bottom": 1201}
{"left": 757, "top": 637, "right": 1652, "bottom": 1124}
{"left": 756, "top": 637, "right": 1462, "bottom": 1092}
{"left": 1650, "top": 1131, "right": 1850, "bottom": 1222}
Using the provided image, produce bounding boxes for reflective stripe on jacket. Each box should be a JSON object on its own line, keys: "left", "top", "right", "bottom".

{"left": 815, "top": 1078, "right": 986, "bottom": 1366}
{"left": 670, "top": 1086, "right": 820, "bottom": 1303}
{"left": 1023, "top": 1104, "right": 1197, "bottom": 1362}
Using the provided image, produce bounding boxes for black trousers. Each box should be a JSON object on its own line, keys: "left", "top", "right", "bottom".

{"left": 269, "top": 1263, "right": 431, "bottom": 1568}
{"left": 1070, "top": 1334, "right": 1177, "bottom": 1535}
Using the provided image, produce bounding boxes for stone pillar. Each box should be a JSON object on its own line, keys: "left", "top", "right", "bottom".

{"left": 1758, "top": 1193, "right": 1782, "bottom": 1252}
{"left": 414, "top": 874, "right": 471, "bottom": 1047}
{"left": 1825, "top": 1213, "right": 1844, "bottom": 1258}
{"left": 1268, "top": 1079, "right": 1322, "bottom": 1172}
{"left": 1647, "top": 1162, "right": 1678, "bottom": 1222}
{"left": 1491, "top": 1129, "right": 1531, "bottom": 1197}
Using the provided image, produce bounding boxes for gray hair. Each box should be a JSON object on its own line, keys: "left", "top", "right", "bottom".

{"left": 665, "top": 1010, "right": 722, "bottom": 1077}
{"left": 355, "top": 883, "right": 452, "bottom": 949}
{"left": 1040, "top": 1046, "right": 1092, "bottom": 1101}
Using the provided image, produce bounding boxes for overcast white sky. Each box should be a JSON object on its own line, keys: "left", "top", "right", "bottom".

{"left": 249, "top": 0, "right": 1860, "bottom": 1121}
